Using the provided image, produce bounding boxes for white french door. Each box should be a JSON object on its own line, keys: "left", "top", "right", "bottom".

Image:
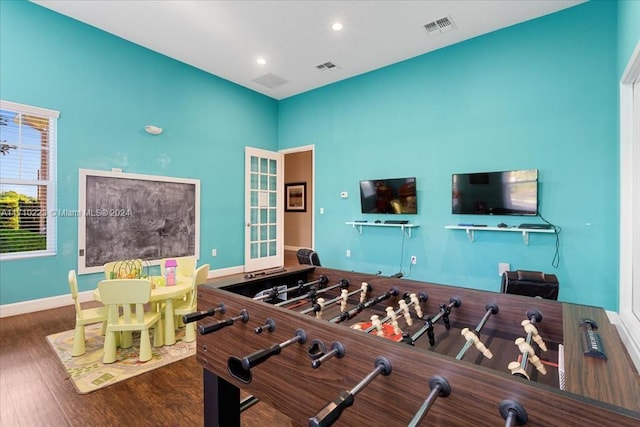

{"left": 244, "top": 147, "right": 284, "bottom": 272}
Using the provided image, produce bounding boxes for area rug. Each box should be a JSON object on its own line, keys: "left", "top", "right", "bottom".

{"left": 46, "top": 323, "right": 195, "bottom": 394}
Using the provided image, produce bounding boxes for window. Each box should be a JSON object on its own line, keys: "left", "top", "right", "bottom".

{"left": 0, "top": 100, "right": 59, "bottom": 259}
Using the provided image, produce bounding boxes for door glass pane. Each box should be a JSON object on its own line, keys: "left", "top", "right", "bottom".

{"left": 251, "top": 174, "right": 258, "bottom": 190}
{"left": 269, "top": 159, "right": 276, "bottom": 174}
{"left": 260, "top": 242, "right": 267, "bottom": 257}
{"left": 269, "top": 225, "right": 276, "bottom": 239}
{"left": 250, "top": 226, "right": 258, "bottom": 241}
{"left": 251, "top": 243, "right": 258, "bottom": 258}
{"left": 269, "top": 208, "right": 276, "bottom": 223}
{"left": 260, "top": 174, "right": 268, "bottom": 190}
{"left": 269, "top": 175, "right": 277, "bottom": 191}
{"left": 260, "top": 158, "right": 268, "bottom": 173}
{"left": 260, "top": 208, "right": 268, "bottom": 223}
{"left": 250, "top": 208, "right": 258, "bottom": 224}
{"left": 250, "top": 191, "right": 258, "bottom": 207}
{"left": 260, "top": 225, "right": 268, "bottom": 240}
{"left": 269, "top": 241, "right": 276, "bottom": 256}
{"left": 251, "top": 156, "right": 259, "bottom": 173}
{"left": 269, "top": 192, "right": 276, "bottom": 207}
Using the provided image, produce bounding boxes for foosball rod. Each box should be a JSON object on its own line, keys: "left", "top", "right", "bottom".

{"left": 254, "top": 275, "right": 329, "bottom": 302}
{"left": 405, "top": 296, "right": 462, "bottom": 346}
{"left": 499, "top": 400, "right": 528, "bottom": 427}
{"left": 274, "top": 278, "right": 349, "bottom": 307}
{"left": 455, "top": 303, "right": 499, "bottom": 360}
{"left": 406, "top": 376, "right": 452, "bottom": 427}
{"left": 182, "top": 302, "right": 226, "bottom": 324}
{"left": 198, "top": 309, "right": 249, "bottom": 335}
{"left": 309, "top": 356, "right": 392, "bottom": 427}
{"left": 241, "top": 328, "right": 307, "bottom": 370}
{"left": 364, "top": 292, "right": 428, "bottom": 333}
{"left": 329, "top": 287, "right": 399, "bottom": 324}
{"left": 299, "top": 283, "right": 371, "bottom": 316}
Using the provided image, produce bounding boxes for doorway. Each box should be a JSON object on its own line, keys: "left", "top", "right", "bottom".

{"left": 282, "top": 145, "right": 315, "bottom": 256}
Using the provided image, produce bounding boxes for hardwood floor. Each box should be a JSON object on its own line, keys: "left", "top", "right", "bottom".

{"left": 0, "top": 252, "right": 302, "bottom": 427}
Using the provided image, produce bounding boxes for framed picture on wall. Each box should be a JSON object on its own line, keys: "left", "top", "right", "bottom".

{"left": 285, "top": 182, "right": 306, "bottom": 212}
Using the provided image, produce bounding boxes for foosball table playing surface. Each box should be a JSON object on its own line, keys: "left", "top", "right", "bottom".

{"left": 194, "top": 266, "right": 640, "bottom": 426}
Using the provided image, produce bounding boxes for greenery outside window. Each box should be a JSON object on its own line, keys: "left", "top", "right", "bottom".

{"left": 0, "top": 100, "right": 59, "bottom": 259}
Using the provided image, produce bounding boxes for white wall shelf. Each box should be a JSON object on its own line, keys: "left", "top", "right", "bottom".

{"left": 346, "top": 222, "right": 419, "bottom": 238}
{"left": 445, "top": 225, "right": 555, "bottom": 245}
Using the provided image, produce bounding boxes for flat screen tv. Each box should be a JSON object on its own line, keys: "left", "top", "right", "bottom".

{"left": 452, "top": 169, "right": 538, "bottom": 216}
{"left": 360, "top": 177, "right": 417, "bottom": 214}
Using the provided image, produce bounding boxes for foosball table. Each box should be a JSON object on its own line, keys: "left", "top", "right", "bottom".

{"left": 192, "top": 266, "right": 640, "bottom": 426}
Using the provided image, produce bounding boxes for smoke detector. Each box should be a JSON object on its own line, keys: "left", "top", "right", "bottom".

{"left": 252, "top": 73, "right": 288, "bottom": 89}
{"left": 423, "top": 15, "right": 456, "bottom": 37}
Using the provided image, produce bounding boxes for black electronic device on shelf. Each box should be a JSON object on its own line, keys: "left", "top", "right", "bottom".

{"left": 384, "top": 220, "right": 409, "bottom": 225}
{"left": 518, "top": 223, "right": 553, "bottom": 230}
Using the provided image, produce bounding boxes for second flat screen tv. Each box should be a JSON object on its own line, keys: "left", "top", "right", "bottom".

{"left": 360, "top": 177, "right": 417, "bottom": 214}
{"left": 452, "top": 169, "right": 538, "bottom": 216}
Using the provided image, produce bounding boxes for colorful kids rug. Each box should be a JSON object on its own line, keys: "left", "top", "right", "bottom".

{"left": 46, "top": 323, "right": 195, "bottom": 394}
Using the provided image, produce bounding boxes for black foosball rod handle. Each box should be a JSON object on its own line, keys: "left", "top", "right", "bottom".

{"left": 198, "top": 309, "right": 249, "bottom": 335}
{"left": 309, "top": 356, "right": 392, "bottom": 427}
{"left": 242, "top": 328, "right": 307, "bottom": 370}
{"left": 499, "top": 400, "right": 528, "bottom": 427}
{"left": 407, "top": 375, "right": 451, "bottom": 427}
{"left": 182, "top": 302, "right": 226, "bottom": 324}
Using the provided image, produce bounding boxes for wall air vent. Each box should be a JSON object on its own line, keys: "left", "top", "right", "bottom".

{"left": 423, "top": 15, "right": 456, "bottom": 37}
{"left": 252, "top": 73, "right": 288, "bottom": 89}
{"left": 316, "top": 61, "right": 339, "bottom": 72}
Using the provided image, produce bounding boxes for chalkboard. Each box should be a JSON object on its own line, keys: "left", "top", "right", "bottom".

{"left": 78, "top": 169, "right": 200, "bottom": 274}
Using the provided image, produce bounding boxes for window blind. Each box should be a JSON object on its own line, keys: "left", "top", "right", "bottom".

{"left": 0, "top": 99, "right": 59, "bottom": 259}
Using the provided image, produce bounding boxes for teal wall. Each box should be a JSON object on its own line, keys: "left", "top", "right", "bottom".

{"left": 279, "top": 1, "right": 621, "bottom": 309}
{"left": 0, "top": 0, "right": 278, "bottom": 304}
{"left": 1, "top": 1, "right": 636, "bottom": 311}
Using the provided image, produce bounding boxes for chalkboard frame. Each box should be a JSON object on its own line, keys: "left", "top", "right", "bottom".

{"left": 77, "top": 169, "right": 200, "bottom": 274}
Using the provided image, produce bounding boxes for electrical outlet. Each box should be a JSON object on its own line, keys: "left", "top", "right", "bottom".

{"left": 212, "top": 249, "right": 217, "bottom": 257}
{"left": 346, "top": 249, "right": 351, "bottom": 258}
{"left": 499, "top": 262, "right": 510, "bottom": 276}
{"left": 410, "top": 255, "right": 417, "bottom": 265}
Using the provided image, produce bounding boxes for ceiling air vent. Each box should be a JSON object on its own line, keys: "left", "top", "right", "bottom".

{"left": 252, "top": 73, "right": 288, "bottom": 89}
{"left": 316, "top": 61, "right": 339, "bottom": 72}
{"left": 423, "top": 15, "right": 456, "bottom": 37}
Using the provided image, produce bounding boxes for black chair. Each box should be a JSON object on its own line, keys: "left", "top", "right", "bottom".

{"left": 296, "top": 248, "right": 321, "bottom": 266}
{"left": 500, "top": 270, "right": 559, "bottom": 300}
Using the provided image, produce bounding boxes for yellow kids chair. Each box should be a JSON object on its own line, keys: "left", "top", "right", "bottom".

{"left": 68, "top": 270, "right": 108, "bottom": 357}
{"left": 173, "top": 264, "right": 210, "bottom": 343}
{"left": 98, "top": 279, "right": 161, "bottom": 363}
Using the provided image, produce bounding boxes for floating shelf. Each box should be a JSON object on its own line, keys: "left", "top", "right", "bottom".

{"left": 346, "top": 222, "right": 419, "bottom": 238}
{"left": 445, "top": 225, "right": 555, "bottom": 245}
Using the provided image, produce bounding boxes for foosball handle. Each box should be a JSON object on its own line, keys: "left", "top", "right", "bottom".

{"left": 309, "top": 391, "right": 354, "bottom": 427}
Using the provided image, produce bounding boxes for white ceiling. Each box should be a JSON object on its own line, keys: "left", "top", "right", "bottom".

{"left": 32, "top": 0, "right": 585, "bottom": 100}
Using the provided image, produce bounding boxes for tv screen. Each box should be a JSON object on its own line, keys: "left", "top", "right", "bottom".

{"left": 360, "top": 177, "right": 417, "bottom": 214}
{"left": 452, "top": 169, "right": 538, "bottom": 216}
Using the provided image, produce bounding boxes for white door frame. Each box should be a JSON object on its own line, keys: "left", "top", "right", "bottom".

{"left": 619, "top": 41, "right": 640, "bottom": 372}
{"left": 244, "top": 147, "right": 284, "bottom": 272}
{"left": 280, "top": 144, "right": 315, "bottom": 250}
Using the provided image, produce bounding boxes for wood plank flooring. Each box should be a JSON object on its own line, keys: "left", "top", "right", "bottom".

{"left": 0, "top": 251, "right": 302, "bottom": 427}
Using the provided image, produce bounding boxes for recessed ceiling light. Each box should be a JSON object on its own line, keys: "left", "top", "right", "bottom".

{"left": 257, "top": 57, "right": 266, "bottom": 65}
{"left": 332, "top": 22, "right": 343, "bottom": 31}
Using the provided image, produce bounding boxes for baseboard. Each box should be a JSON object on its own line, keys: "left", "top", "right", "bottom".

{"left": 0, "top": 265, "right": 245, "bottom": 318}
